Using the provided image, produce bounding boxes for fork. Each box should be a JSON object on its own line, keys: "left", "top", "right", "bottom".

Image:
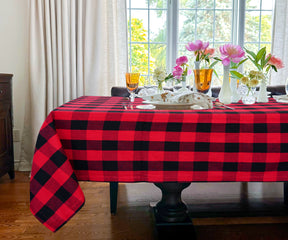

{"left": 214, "top": 101, "right": 235, "bottom": 110}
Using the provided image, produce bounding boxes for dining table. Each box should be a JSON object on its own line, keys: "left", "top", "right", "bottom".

{"left": 30, "top": 95, "right": 288, "bottom": 232}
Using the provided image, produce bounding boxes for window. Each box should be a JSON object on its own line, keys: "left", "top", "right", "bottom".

{"left": 127, "top": 0, "right": 274, "bottom": 86}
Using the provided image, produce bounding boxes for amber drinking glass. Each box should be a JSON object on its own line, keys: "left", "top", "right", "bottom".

{"left": 125, "top": 73, "right": 140, "bottom": 102}
{"left": 193, "top": 69, "right": 213, "bottom": 94}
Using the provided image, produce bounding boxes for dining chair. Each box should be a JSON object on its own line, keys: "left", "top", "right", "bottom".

{"left": 109, "top": 87, "right": 130, "bottom": 214}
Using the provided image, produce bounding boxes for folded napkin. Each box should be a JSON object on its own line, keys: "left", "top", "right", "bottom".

{"left": 138, "top": 88, "right": 213, "bottom": 109}
{"left": 138, "top": 87, "right": 190, "bottom": 103}
{"left": 273, "top": 95, "right": 288, "bottom": 103}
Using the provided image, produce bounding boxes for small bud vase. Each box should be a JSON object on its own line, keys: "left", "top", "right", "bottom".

{"left": 242, "top": 87, "right": 256, "bottom": 104}
{"left": 257, "top": 78, "right": 268, "bottom": 103}
{"left": 219, "top": 65, "right": 232, "bottom": 104}
{"left": 173, "top": 76, "right": 187, "bottom": 93}
{"left": 230, "top": 77, "right": 241, "bottom": 103}
{"left": 193, "top": 61, "right": 201, "bottom": 93}
{"left": 182, "top": 76, "right": 186, "bottom": 89}
{"left": 157, "top": 82, "right": 163, "bottom": 93}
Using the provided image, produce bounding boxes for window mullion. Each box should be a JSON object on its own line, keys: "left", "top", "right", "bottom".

{"left": 212, "top": 0, "right": 216, "bottom": 47}
{"left": 258, "top": 0, "right": 263, "bottom": 49}
{"left": 237, "top": 0, "right": 246, "bottom": 73}
{"left": 128, "top": 0, "right": 132, "bottom": 72}
{"left": 148, "top": 1, "right": 151, "bottom": 80}
{"left": 238, "top": 0, "right": 246, "bottom": 48}
{"left": 232, "top": 0, "right": 239, "bottom": 45}
{"left": 167, "top": 0, "right": 178, "bottom": 73}
{"left": 232, "top": 0, "right": 246, "bottom": 46}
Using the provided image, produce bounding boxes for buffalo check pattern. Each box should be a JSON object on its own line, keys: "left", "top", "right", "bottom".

{"left": 30, "top": 96, "right": 288, "bottom": 232}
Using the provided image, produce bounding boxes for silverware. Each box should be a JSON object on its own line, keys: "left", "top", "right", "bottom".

{"left": 122, "top": 104, "right": 128, "bottom": 110}
{"left": 122, "top": 103, "right": 134, "bottom": 110}
{"left": 214, "top": 102, "right": 235, "bottom": 110}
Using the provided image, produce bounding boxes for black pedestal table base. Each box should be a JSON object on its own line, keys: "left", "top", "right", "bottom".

{"left": 152, "top": 182, "right": 196, "bottom": 240}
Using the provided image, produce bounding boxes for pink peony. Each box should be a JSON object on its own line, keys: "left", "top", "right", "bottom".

{"left": 219, "top": 44, "right": 245, "bottom": 66}
{"left": 186, "top": 40, "right": 209, "bottom": 52}
{"left": 172, "top": 65, "right": 184, "bottom": 80}
{"left": 176, "top": 56, "right": 188, "bottom": 66}
{"left": 199, "top": 48, "right": 215, "bottom": 59}
{"left": 267, "top": 54, "right": 284, "bottom": 69}
{"left": 204, "top": 48, "right": 215, "bottom": 56}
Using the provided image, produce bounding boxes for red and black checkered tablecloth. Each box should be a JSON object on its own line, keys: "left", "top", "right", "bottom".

{"left": 30, "top": 96, "right": 288, "bottom": 232}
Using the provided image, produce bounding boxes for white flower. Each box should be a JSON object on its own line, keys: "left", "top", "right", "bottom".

{"left": 153, "top": 67, "right": 167, "bottom": 83}
{"left": 249, "top": 70, "right": 265, "bottom": 80}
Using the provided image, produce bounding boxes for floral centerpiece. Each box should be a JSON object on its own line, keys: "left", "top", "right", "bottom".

{"left": 171, "top": 55, "right": 191, "bottom": 90}
{"left": 243, "top": 47, "right": 284, "bottom": 102}
{"left": 245, "top": 47, "right": 284, "bottom": 73}
{"left": 217, "top": 44, "right": 246, "bottom": 104}
{"left": 153, "top": 67, "right": 173, "bottom": 91}
{"left": 185, "top": 40, "right": 216, "bottom": 95}
{"left": 240, "top": 70, "right": 264, "bottom": 90}
{"left": 153, "top": 56, "right": 191, "bottom": 92}
{"left": 219, "top": 44, "right": 246, "bottom": 67}
{"left": 239, "top": 70, "right": 264, "bottom": 104}
{"left": 185, "top": 40, "right": 215, "bottom": 69}
{"left": 172, "top": 56, "right": 190, "bottom": 80}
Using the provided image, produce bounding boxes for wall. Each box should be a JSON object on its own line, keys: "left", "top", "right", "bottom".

{"left": 0, "top": 0, "right": 30, "bottom": 169}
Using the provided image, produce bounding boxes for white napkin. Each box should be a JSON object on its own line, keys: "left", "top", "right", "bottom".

{"left": 273, "top": 95, "right": 288, "bottom": 103}
{"left": 138, "top": 87, "right": 193, "bottom": 103}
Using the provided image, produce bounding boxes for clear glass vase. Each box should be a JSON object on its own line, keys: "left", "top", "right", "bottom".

{"left": 193, "top": 61, "right": 201, "bottom": 93}
{"left": 242, "top": 87, "right": 256, "bottom": 104}
{"left": 218, "top": 65, "right": 232, "bottom": 104}
{"left": 257, "top": 73, "right": 269, "bottom": 103}
{"left": 173, "top": 76, "right": 188, "bottom": 93}
{"left": 230, "top": 77, "right": 241, "bottom": 103}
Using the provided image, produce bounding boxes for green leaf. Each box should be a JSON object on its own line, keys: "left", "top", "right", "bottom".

{"left": 248, "top": 56, "right": 261, "bottom": 71}
{"left": 205, "top": 53, "right": 211, "bottom": 59}
{"left": 271, "top": 65, "right": 278, "bottom": 72}
{"left": 263, "top": 54, "right": 271, "bottom": 67}
{"left": 209, "top": 61, "right": 219, "bottom": 69}
{"left": 213, "top": 69, "right": 219, "bottom": 79}
{"left": 247, "top": 55, "right": 256, "bottom": 64}
{"left": 213, "top": 57, "right": 222, "bottom": 62}
{"left": 255, "top": 47, "right": 266, "bottom": 63}
{"left": 230, "top": 71, "right": 243, "bottom": 79}
{"left": 164, "top": 73, "right": 173, "bottom": 81}
{"left": 244, "top": 47, "right": 257, "bottom": 59}
{"left": 238, "top": 58, "right": 248, "bottom": 66}
{"left": 230, "top": 62, "right": 237, "bottom": 69}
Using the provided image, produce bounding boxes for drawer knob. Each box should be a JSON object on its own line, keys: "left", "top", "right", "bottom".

{"left": 0, "top": 89, "right": 3, "bottom": 94}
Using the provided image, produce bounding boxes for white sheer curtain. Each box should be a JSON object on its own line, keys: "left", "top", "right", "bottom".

{"left": 19, "top": 0, "right": 127, "bottom": 170}
{"left": 271, "top": 0, "right": 288, "bottom": 85}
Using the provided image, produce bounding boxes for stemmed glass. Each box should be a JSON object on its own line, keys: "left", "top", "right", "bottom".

{"left": 125, "top": 72, "right": 140, "bottom": 102}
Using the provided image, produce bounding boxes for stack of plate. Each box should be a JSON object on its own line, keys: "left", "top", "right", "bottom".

{"left": 273, "top": 95, "right": 288, "bottom": 103}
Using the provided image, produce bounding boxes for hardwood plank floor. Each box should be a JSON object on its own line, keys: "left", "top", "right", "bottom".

{"left": 1, "top": 172, "right": 288, "bottom": 239}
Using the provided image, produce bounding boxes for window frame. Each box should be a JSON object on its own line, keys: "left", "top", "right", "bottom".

{"left": 127, "top": 0, "right": 275, "bottom": 84}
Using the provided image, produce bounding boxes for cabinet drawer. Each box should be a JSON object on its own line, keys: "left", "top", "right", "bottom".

{"left": 0, "top": 83, "right": 11, "bottom": 101}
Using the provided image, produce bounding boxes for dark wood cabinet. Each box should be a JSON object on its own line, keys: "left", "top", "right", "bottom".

{"left": 0, "top": 74, "right": 14, "bottom": 179}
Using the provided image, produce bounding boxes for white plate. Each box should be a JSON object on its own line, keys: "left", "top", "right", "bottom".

{"left": 143, "top": 100, "right": 203, "bottom": 110}
{"left": 136, "top": 104, "right": 156, "bottom": 110}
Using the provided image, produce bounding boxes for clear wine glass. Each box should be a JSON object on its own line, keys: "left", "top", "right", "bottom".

{"left": 125, "top": 72, "right": 140, "bottom": 102}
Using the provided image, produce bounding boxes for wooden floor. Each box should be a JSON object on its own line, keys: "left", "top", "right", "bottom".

{"left": 1, "top": 172, "right": 288, "bottom": 240}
